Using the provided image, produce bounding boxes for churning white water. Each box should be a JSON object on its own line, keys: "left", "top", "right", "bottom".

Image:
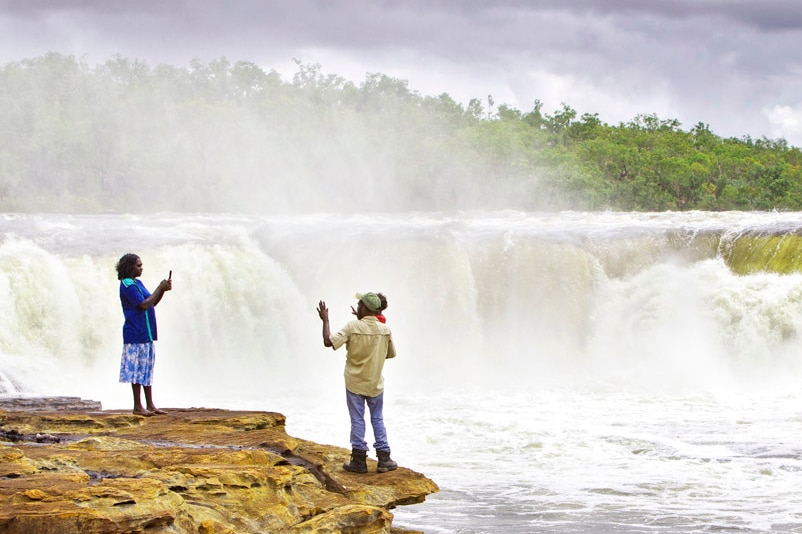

{"left": 2, "top": 211, "right": 802, "bottom": 533}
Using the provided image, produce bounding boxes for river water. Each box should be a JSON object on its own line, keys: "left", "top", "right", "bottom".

{"left": 2, "top": 211, "right": 802, "bottom": 533}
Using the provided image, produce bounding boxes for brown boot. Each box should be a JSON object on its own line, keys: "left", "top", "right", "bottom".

{"left": 343, "top": 449, "right": 368, "bottom": 473}
{"left": 376, "top": 449, "right": 398, "bottom": 473}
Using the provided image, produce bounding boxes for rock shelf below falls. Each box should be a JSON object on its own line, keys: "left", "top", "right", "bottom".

{"left": 0, "top": 397, "right": 438, "bottom": 533}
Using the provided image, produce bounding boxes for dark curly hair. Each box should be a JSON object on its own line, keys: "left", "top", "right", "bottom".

{"left": 116, "top": 253, "right": 140, "bottom": 280}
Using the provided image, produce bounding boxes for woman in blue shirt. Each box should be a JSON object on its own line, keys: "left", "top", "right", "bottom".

{"left": 116, "top": 253, "right": 172, "bottom": 416}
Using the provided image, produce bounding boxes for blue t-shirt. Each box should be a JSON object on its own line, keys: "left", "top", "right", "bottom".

{"left": 120, "top": 278, "right": 158, "bottom": 343}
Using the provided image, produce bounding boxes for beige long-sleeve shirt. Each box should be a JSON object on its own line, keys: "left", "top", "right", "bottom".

{"left": 329, "top": 316, "right": 396, "bottom": 397}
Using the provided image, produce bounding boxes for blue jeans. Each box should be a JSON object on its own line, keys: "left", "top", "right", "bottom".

{"left": 346, "top": 389, "right": 390, "bottom": 452}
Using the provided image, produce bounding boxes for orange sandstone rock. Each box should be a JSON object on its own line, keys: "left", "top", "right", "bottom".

{"left": 0, "top": 406, "right": 438, "bottom": 533}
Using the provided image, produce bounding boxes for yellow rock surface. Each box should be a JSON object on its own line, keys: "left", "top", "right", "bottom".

{"left": 0, "top": 407, "right": 438, "bottom": 533}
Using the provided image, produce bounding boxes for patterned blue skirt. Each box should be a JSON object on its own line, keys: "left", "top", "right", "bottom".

{"left": 119, "top": 342, "right": 156, "bottom": 386}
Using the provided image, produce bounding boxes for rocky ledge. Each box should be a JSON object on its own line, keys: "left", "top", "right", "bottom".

{"left": 0, "top": 397, "right": 438, "bottom": 533}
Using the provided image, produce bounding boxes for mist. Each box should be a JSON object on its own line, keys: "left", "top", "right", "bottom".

{"left": 0, "top": 54, "right": 556, "bottom": 215}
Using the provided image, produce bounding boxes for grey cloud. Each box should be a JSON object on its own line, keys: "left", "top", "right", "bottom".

{"left": 478, "top": 0, "right": 802, "bottom": 31}
{"left": 0, "top": 0, "right": 800, "bottom": 143}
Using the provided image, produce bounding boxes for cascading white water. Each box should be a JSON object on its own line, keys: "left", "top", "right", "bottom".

{"left": 3, "top": 211, "right": 802, "bottom": 532}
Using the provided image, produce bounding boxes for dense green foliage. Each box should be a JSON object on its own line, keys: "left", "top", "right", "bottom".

{"left": 1, "top": 53, "right": 800, "bottom": 213}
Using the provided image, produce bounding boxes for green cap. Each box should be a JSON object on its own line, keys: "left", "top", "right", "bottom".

{"left": 355, "top": 292, "right": 381, "bottom": 312}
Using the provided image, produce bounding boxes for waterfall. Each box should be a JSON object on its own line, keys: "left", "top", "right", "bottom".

{"left": 2, "top": 211, "right": 802, "bottom": 409}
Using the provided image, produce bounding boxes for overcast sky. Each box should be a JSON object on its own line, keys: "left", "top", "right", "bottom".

{"left": 2, "top": 0, "right": 802, "bottom": 146}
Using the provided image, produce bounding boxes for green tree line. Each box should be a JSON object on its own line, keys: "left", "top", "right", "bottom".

{"left": 0, "top": 53, "right": 800, "bottom": 213}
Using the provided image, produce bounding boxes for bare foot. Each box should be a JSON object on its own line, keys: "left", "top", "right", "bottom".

{"left": 133, "top": 408, "right": 154, "bottom": 417}
{"left": 149, "top": 408, "right": 168, "bottom": 415}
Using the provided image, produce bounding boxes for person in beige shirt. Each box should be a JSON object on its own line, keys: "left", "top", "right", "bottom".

{"left": 317, "top": 292, "right": 398, "bottom": 474}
